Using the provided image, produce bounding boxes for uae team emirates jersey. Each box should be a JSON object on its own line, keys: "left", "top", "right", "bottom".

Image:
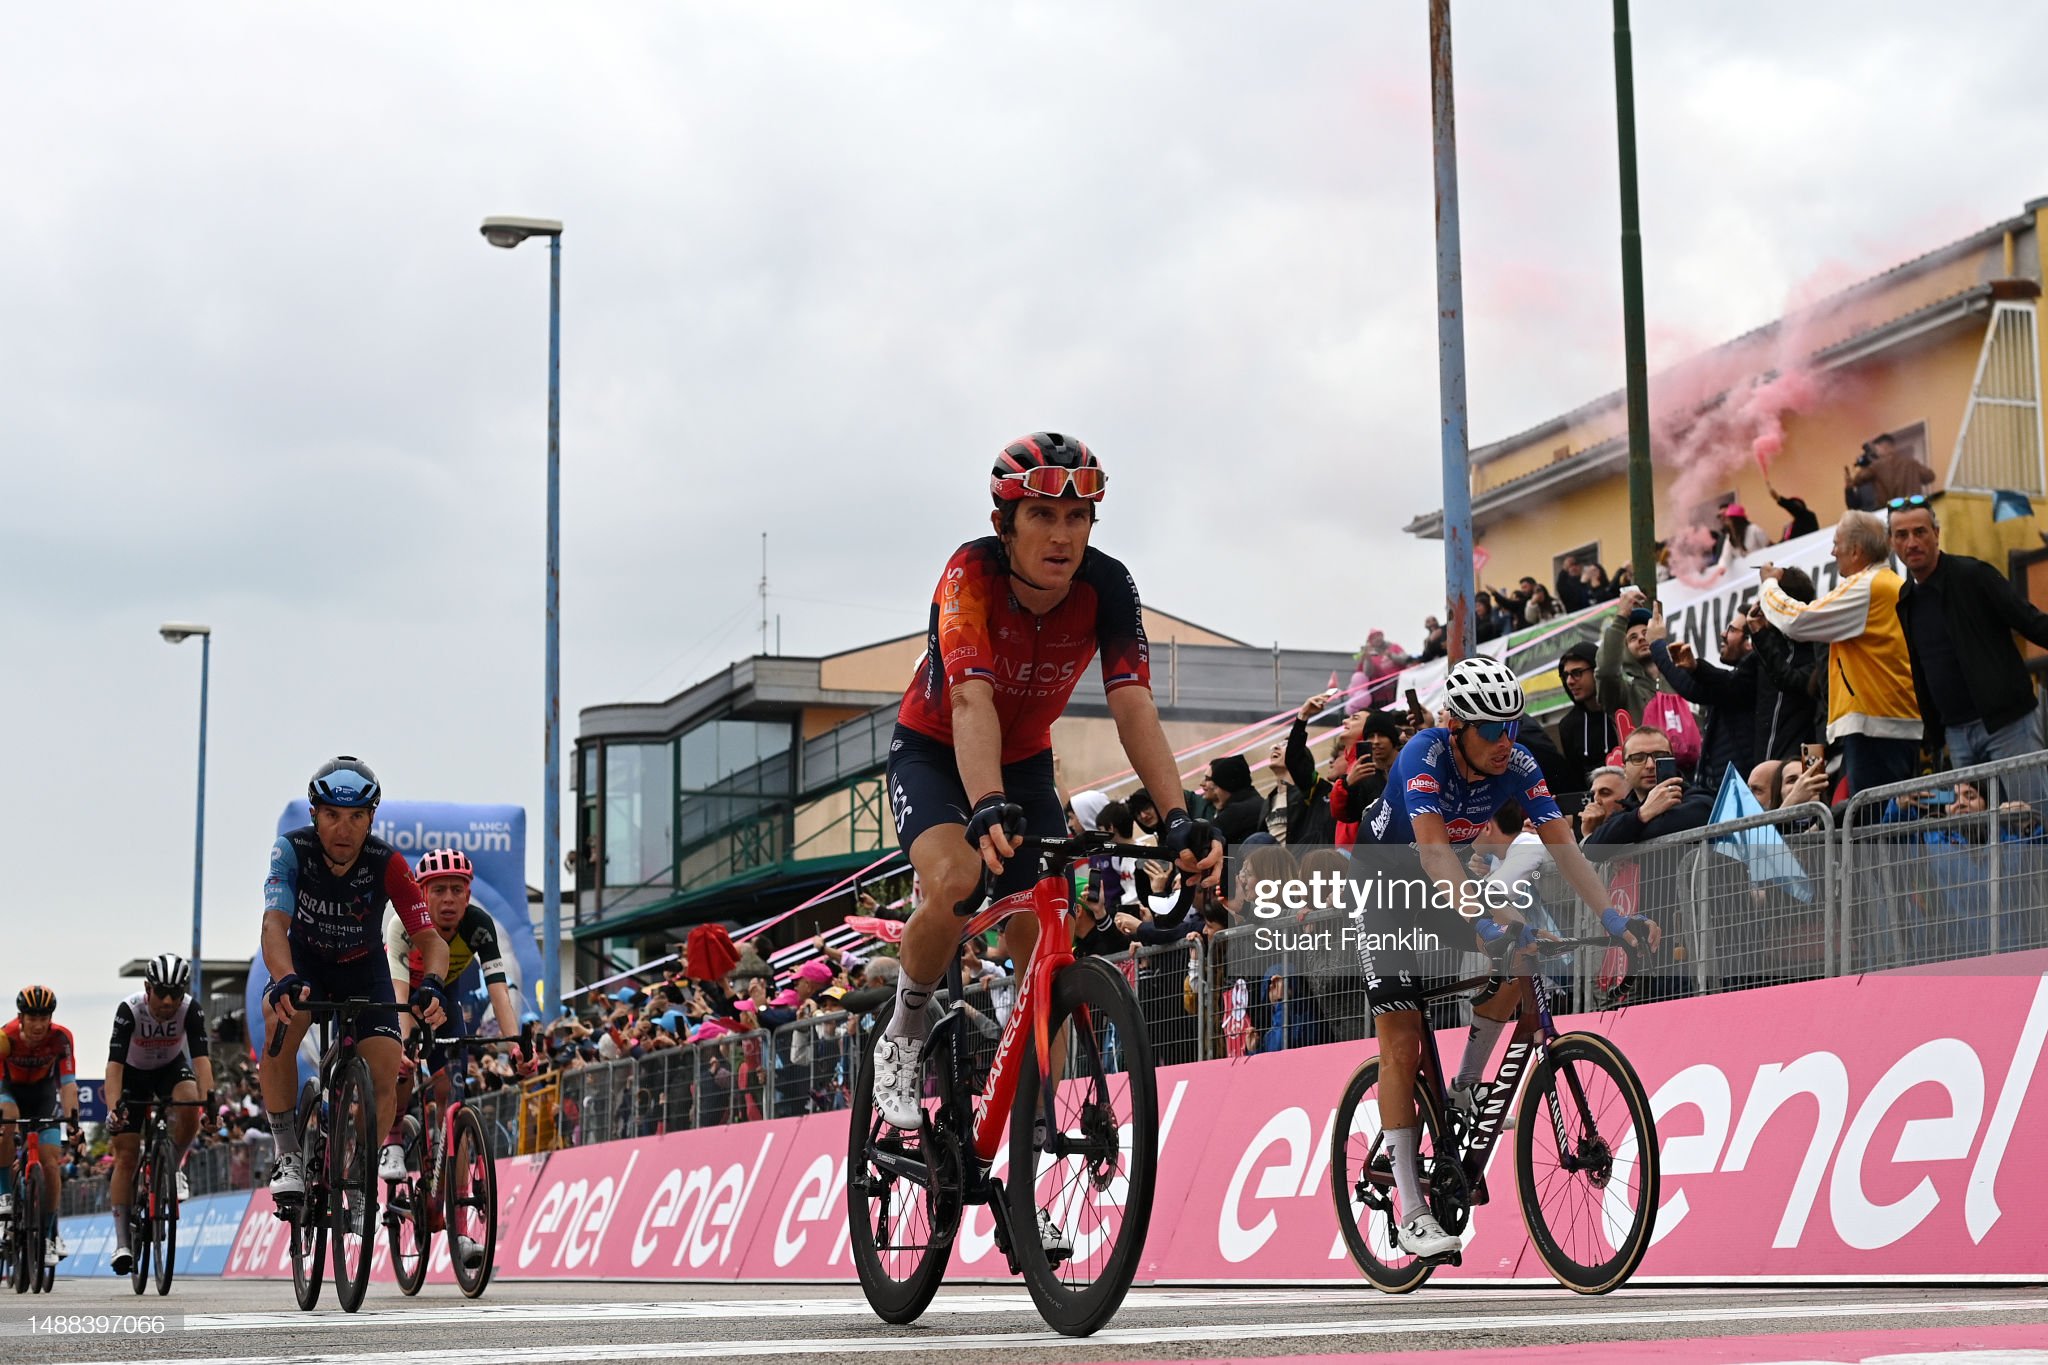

{"left": 897, "top": 538, "right": 1153, "bottom": 765}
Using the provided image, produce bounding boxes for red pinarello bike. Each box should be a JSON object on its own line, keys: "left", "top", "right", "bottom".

{"left": 847, "top": 830, "right": 1161, "bottom": 1338}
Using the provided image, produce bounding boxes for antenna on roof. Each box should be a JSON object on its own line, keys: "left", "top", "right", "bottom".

{"left": 759, "top": 532, "right": 769, "bottom": 655}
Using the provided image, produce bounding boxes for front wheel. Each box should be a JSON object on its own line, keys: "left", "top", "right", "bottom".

{"left": 1516, "top": 1032, "right": 1660, "bottom": 1294}
{"left": 447, "top": 1106, "right": 497, "bottom": 1299}
{"left": 129, "top": 1145, "right": 154, "bottom": 1296}
{"left": 16, "top": 1171, "right": 45, "bottom": 1295}
{"left": 1007, "top": 957, "right": 1158, "bottom": 1338}
{"left": 153, "top": 1131, "right": 179, "bottom": 1296}
{"left": 329, "top": 1058, "right": 379, "bottom": 1314}
{"left": 387, "top": 1113, "right": 428, "bottom": 1297}
{"left": 846, "top": 999, "right": 952, "bottom": 1325}
{"left": 290, "top": 1083, "right": 326, "bottom": 1312}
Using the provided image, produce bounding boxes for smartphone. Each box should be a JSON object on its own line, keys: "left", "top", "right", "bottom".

{"left": 1654, "top": 756, "right": 1678, "bottom": 784}
{"left": 1802, "top": 743, "right": 1826, "bottom": 769}
{"left": 1405, "top": 687, "right": 1428, "bottom": 727}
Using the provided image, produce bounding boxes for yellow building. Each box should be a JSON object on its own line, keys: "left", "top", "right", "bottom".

{"left": 1407, "top": 195, "right": 2048, "bottom": 585}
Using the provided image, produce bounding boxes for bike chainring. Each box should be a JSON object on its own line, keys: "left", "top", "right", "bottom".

{"left": 1427, "top": 1148, "right": 1474, "bottom": 1238}
{"left": 921, "top": 1116, "right": 967, "bottom": 1249}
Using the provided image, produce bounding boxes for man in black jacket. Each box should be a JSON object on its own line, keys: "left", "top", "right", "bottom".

{"left": 1273, "top": 689, "right": 1344, "bottom": 846}
{"left": 1746, "top": 569, "right": 1826, "bottom": 752}
{"left": 1551, "top": 642, "right": 1619, "bottom": 794}
{"left": 1647, "top": 604, "right": 1759, "bottom": 788}
{"left": 1584, "top": 725, "right": 1713, "bottom": 846}
{"left": 1204, "top": 753, "right": 1265, "bottom": 846}
{"left": 1891, "top": 502, "right": 2048, "bottom": 781}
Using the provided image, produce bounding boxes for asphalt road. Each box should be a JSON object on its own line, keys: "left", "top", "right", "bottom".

{"left": 1, "top": 1280, "right": 2044, "bottom": 1365}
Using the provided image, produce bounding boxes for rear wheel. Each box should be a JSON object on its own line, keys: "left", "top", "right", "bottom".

{"left": 1516, "top": 1032, "right": 1660, "bottom": 1294}
{"left": 329, "top": 1058, "right": 379, "bottom": 1313}
{"left": 846, "top": 999, "right": 953, "bottom": 1325}
{"left": 1329, "top": 1056, "right": 1453, "bottom": 1295}
{"left": 447, "top": 1106, "right": 497, "bottom": 1299}
{"left": 153, "top": 1130, "right": 179, "bottom": 1296}
{"left": 290, "top": 1082, "right": 327, "bottom": 1312}
{"left": 1007, "top": 958, "right": 1158, "bottom": 1338}
{"left": 386, "top": 1113, "right": 428, "bottom": 1296}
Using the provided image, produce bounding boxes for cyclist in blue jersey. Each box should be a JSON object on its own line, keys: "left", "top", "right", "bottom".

{"left": 257, "top": 758, "right": 451, "bottom": 1202}
{"left": 1354, "top": 657, "right": 1658, "bottom": 1260}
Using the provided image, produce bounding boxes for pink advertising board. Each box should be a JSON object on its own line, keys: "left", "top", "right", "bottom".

{"left": 224, "top": 960, "right": 2048, "bottom": 1284}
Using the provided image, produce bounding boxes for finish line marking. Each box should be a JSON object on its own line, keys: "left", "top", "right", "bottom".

{"left": 48, "top": 1294, "right": 2048, "bottom": 1365}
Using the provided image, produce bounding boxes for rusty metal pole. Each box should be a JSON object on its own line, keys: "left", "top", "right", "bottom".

{"left": 1430, "top": 0, "right": 1475, "bottom": 662}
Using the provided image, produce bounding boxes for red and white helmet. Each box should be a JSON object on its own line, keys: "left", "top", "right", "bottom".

{"left": 415, "top": 848, "right": 474, "bottom": 884}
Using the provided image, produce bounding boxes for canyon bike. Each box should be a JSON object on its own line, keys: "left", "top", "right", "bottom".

{"left": 1330, "top": 932, "right": 1660, "bottom": 1295}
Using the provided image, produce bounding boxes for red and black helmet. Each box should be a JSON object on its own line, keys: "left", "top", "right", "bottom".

{"left": 990, "top": 433, "right": 1106, "bottom": 505}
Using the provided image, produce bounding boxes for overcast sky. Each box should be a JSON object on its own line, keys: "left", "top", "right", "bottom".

{"left": 6, "top": 2, "right": 2044, "bottom": 1043}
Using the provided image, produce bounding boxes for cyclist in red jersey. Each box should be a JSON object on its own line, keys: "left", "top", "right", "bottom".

{"left": 0, "top": 985, "right": 81, "bottom": 1267}
{"left": 874, "top": 433, "right": 1223, "bottom": 1137}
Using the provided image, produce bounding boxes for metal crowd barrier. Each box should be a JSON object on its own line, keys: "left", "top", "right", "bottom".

{"left": 1608, "top": 801, "right": 1839, "bottom": 998}
{"left": 139, "top": 749, "right": 2047, "bottom": 1169}
{"left": 1839, "top": 751, "right": 2048, "bottom": 973}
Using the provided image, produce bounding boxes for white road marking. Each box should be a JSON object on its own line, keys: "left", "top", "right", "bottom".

{"left": 48, "top": 1294, "right": 2048, "bottom": 1365}
{"left": 170, "top": 1285, "right": 1838, "bottom": 1334}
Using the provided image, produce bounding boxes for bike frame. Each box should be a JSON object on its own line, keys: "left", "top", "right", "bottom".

{"left": 403, "top": 1031, "right": 485, "bottom": 1195}
{"left": 953, "top": 860, "right": 1071, "bottom": 1163}
{"left": 1415, "top": 940, "right": 1614, "bottom": 1180}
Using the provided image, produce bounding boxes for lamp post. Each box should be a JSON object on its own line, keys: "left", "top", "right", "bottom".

{"left": 160, "top": 623, "right": 211, "bottom": 1009}
{"left": 481, "top": 215, "right": 565, "bottom": 1022}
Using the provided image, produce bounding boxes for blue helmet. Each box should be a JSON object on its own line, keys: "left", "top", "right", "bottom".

{"left": 309, "top": 756, "right": 381, "bottom": 809}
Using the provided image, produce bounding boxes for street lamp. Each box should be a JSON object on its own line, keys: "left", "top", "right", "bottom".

{"left": 480, "top": 214, "right": 565, "bottom": 1022}
{"left": 160, "top": 623, "right": 211, "bottom": 1011}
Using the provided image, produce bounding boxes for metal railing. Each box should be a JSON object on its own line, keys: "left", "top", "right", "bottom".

{"left": 1839, "top": 751, "right": 2048, "bottom": 973}
{"left": 1600, "top": 801, "right": 1839, "bottom": 998}
{"left": 98, "top": 750, "right": 2048, "bottom": 1175}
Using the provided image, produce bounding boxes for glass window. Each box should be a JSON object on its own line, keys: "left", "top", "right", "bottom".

{"left": 603, "top": 743, "right": 674, "bottom": 889}
{"left": 678, "top": 719, "right": 792, "bottom": 793}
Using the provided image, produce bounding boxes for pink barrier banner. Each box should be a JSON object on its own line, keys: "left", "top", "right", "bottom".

{"left": 223, "top": 961, "right": 2048, "bottom": 1283}
{"left": 224, "top": 1153, "right": 549, "bottom": 1282}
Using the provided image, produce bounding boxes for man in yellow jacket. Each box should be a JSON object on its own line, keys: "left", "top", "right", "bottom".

{"left": 1757, "top": 510, "right": 1921, "bottom": 798}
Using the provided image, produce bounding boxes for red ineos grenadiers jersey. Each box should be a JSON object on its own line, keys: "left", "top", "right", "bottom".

{"left": 1361, "top": 727, "right": 1565, "bottom": 846}
{"left": 1, "top": 1018, "right": 78, "bottom": 1087}
{"left": 897, "top": 538, "right": 1152, "bottom": 764}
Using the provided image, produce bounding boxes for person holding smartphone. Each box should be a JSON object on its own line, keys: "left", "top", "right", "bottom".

{"left": 1583, "top": 725, "right": 1713, "bottom": 847}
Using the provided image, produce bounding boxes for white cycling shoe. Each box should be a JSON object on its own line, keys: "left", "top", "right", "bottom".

{"left": 175, "top": 1169, "right": 191, "bottom": 1202}
{"left": 1037, "top": 1208, "right": 1073, "bottom": 1257}
{"left": 379, "top": 1143, "right": 410, "bottom": 1182}
{"left": 110, "top": 1245, "right": 134, "bottom": 1276}
{"left": 1397, "top": 1209, "right": 1461, "bottom": 1260}
{"left": 1446, "top": 1081, "right": 1478, "bottom": 1120}
{"left": 456, "top": 1235, "right": 486, "bottom": 1272}
{"left": 269, "top": 1152, "right": 306, "bottom": 1198}
{"left": 0, "top": 1192, "right": 11, "bottom": 1221}
{"left": 871, "top": 1035, "right": 926, "bottom": 1129}
{"left": 48, "top": 1232, "right": 68, "bottom": 1265}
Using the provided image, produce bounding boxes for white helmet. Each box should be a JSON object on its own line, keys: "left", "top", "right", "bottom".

{"left": 1443, "top": 656, "right": 1525, "bottom": 723}
{"left": 144, "top": 953, "right": 191, "bottom": 994}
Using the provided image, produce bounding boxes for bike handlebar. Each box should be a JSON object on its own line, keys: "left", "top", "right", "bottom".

{"left": 264, "top": 996, "right": 387, "bottom": 1057}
